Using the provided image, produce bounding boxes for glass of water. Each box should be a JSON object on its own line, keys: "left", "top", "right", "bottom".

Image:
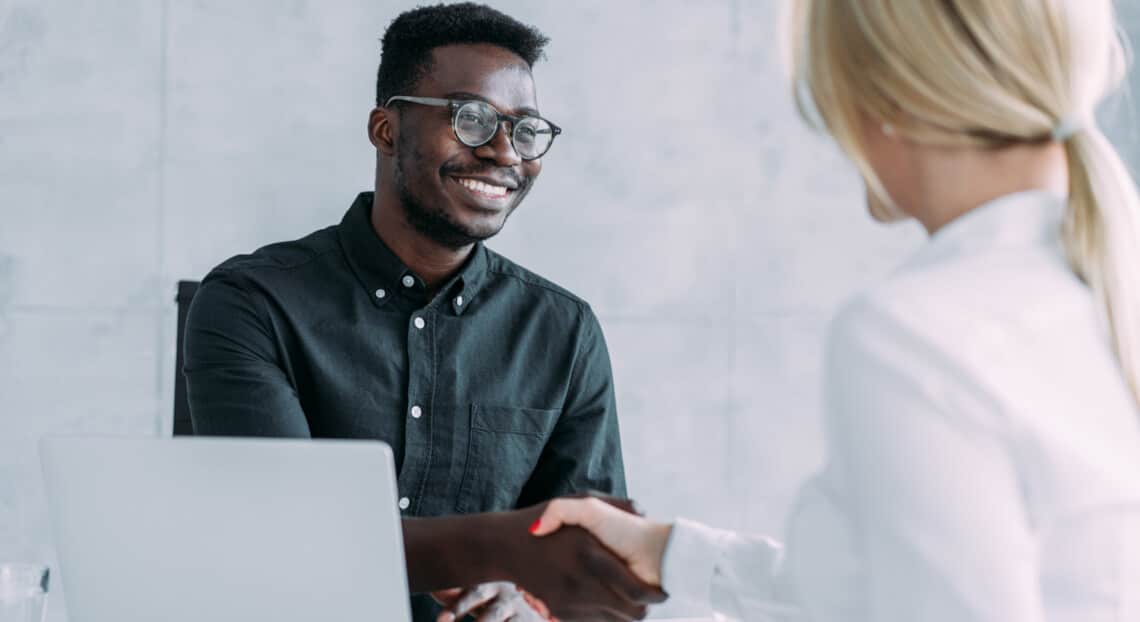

{"left": 0, "top": 564, "right": 48, "bottom": 622}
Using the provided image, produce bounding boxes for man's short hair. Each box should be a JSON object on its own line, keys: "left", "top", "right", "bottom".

{"left": 376, "top": 2, "right": 550, "bottom": 106}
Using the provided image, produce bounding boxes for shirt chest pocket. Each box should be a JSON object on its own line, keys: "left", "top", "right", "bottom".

{"left": 455, "top": 404, "right": 560, "bottom": 513}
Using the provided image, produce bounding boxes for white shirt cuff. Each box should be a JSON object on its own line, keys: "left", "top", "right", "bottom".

{"left": 660, "top": 517, "right": 728, "bottom": 606}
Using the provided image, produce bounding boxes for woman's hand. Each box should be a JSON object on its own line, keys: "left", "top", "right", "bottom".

{"left": 530, "top": 497, "right": 673, "bottom": 587}
{"left": 434, "top": 581, "right": 554, "bottom": 622}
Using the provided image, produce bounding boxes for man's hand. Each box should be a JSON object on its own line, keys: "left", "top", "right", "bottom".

{"left": 433, "top": 495, "right": 647, "bottom": 622}
{"left": 403, "top": 498, "right": 666, "bottom": 621}
{"left": 434, "top": 582, "right": 553, "bottom": 622}
{"left": 531, "top": 497, "right": 672, "bottom": 587}
{"left": 488, "top": 503, "right": 667, "bottom": 621}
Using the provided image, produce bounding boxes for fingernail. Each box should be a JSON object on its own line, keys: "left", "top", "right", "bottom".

{"left": 439, "top": 614, "right": 454, "bottom": 622}
{"left": 528, "top": 518, "right": 542, "bottom": 534}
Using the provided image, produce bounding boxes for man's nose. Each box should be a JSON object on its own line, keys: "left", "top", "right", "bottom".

{"left": 473, "top": 122, "right": 522, "bottom": 167}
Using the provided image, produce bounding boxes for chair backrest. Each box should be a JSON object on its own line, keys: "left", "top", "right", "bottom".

{"left": 173, "top": 280, "right": 200, "bottom": 436}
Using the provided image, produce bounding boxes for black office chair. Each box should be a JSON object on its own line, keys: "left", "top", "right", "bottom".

{"left": 173, "top": 280, "right": 200, "bottom": 436}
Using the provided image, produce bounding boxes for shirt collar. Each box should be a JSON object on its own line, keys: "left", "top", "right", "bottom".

{"left": 908, "top": 190, "right": 1066, "bottom": 268}
{"left": 337, "top": 192, "right": 489, "bottom": 315}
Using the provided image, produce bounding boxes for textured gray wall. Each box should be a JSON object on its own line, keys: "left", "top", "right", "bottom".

{"left": 2, "top": 1, "right": 1138, "bottom": 619}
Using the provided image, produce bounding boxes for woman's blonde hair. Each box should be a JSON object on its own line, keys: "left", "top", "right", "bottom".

{"left": 788, "top": 0, "right": 1140, "bottom": 406}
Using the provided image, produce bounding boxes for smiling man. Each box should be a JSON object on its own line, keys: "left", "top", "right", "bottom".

{"left": 183, "top": 3, "right": 650, "bottom": 622}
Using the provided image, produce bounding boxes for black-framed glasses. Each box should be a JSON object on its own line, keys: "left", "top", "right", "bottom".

{"left": 385, "top": 96, "right": 561, "bottom": 161}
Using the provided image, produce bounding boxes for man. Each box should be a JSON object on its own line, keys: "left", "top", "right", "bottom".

{"left": 184, "top": 3, "right": 661, "bottom": 620}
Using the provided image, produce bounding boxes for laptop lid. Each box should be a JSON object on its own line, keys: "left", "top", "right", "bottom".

{"left": 40, "top": 437, "right": 411, "bottom": 622}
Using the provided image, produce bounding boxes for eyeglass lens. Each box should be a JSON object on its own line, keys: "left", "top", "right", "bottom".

{"left": 453, "top": 101, "right": 554, "bottom": 159}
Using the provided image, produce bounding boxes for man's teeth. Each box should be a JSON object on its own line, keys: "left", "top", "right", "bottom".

{"left": 458, "top": 178, "right": 508, "bottom": 198}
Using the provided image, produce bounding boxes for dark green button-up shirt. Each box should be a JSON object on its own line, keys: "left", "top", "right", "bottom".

{"left": 185, "top": 192, "right": 626, "bottom": 522}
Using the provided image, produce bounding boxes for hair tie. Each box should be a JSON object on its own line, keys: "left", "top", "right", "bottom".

{"left": 1051, "top": 117, "right": 1085, "bottom": 142}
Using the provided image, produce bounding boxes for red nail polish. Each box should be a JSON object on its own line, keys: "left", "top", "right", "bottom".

{"left": 528, "top": 519, "right": 542, "bottom": 534}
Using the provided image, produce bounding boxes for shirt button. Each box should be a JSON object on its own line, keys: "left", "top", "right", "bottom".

{"left": 413, "top": 317, "right": 425, "bottom": 329}
{"left": 402, "top": 275, "right": 415, "bottom": 288}
{"left": 455, "top": 295, "right": 464, "bottom": 307}
{"left": 398, "top": 497, "right": 410, "bottom": 510}
{"left": 374, "top": 288, "right": 386, "bottom": 299}
{"left": 411, "top": 405, "right": 423, "bottom": 419}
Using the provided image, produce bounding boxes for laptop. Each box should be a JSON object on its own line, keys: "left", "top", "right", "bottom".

{"left": 40, "top": 437, "right": 412, "bottom": 622}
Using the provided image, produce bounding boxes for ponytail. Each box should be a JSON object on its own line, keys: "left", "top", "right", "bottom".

{"left": 1062, "top": 127, "right": 1140, "bottom": 406}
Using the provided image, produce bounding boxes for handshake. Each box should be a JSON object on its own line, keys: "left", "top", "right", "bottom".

{"left": 406, "top": 495, "right": 674, "bottom": 622}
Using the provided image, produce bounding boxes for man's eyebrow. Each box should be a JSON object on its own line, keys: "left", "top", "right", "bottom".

{"left": 444, "top": 91, "right": 541, "bottom": 117}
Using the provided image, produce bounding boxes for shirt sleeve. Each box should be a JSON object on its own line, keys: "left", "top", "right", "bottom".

{"left": 183, "top": 273, "right": 312, "bottom": 437}
{"left": 818, "top": 299, "right": 1046, "bottom": 622}
{"left": 516, "top": 305, "right": 626, "bottom": 506}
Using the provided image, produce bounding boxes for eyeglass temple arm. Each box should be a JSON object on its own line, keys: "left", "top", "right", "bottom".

{"left": 384, "top": 96, "right": 451, "bottom": 107}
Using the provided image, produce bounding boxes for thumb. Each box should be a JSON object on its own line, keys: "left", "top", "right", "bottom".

{"left": 530, "top": 498, "right": 600, "bottom": 537}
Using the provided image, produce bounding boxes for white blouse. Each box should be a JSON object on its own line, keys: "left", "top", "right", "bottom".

{"left": 662, "top": 191, "right": 1140, "bottom": 622}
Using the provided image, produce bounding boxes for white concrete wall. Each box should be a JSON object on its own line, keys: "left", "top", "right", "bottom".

{"left": 2, "top": 1, "right": 1139, "bottom": 619}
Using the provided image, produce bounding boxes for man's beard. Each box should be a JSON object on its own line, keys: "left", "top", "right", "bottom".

{"left": 394, "top": 147, "right": 513, "bottom": 251}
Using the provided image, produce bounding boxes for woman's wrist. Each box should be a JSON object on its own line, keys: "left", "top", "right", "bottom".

{"left": 645, "top": 521, "right": 674, "bottom": 586}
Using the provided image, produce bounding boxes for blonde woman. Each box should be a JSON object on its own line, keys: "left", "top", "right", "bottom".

{"left": 514, "top": 1, "right": 1140, "bottom": 620}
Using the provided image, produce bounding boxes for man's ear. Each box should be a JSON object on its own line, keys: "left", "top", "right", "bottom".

{"left": 368, "top": 107, "right": 397, "bottom": 156}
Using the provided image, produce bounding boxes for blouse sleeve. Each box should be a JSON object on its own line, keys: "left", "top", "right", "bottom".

{"left": 659, "top": 296, "right": 1047, "bottom": 622}
{"left": 661, "top": 517, "right": 802, "bottom": 621}
{"left": 815, "top": 299, "right": 1046, "bottom": 622}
